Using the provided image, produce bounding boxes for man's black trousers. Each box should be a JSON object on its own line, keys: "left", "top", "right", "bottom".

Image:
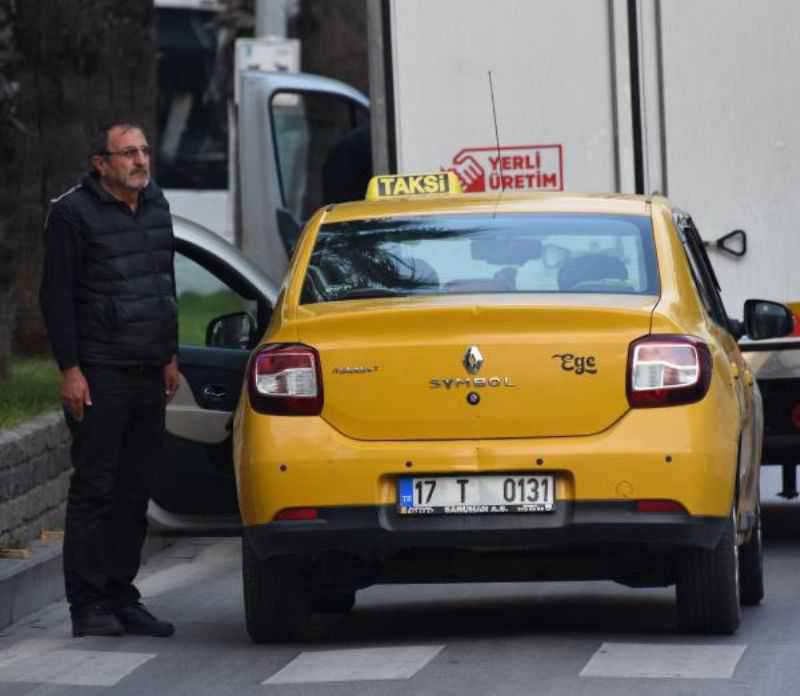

{"left": 63, "top": 364, "right": 166, "bottom": 612}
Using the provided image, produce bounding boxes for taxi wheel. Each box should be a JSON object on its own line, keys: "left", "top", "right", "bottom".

{"left": 242, "top": 537, "right": 312, "bottom": 643}
{"left": 738, "top": 504, "right": 765, "bottom": 606}
{"left": 676, "top": 507, "right": 742, "bottom": 635}
{"left": 312, "top": 590, "right": 356, "bottom": 614}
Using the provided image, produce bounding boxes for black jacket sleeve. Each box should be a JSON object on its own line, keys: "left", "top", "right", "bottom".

{"left": 39, "top": 203, "right": 82, "bottom": 370}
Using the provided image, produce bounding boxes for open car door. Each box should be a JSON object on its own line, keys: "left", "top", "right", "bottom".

{"left": 238, "top": 70, "right": 370, "bottom": 286}
{"left": 147, "top": 216, "right": 278, "bottom": 532}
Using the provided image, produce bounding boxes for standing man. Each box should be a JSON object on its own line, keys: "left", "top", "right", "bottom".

{"left": 40, "top": 121, "right": 180, "bottom": 638}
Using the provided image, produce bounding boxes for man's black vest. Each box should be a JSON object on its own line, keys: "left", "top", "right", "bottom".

{"left": 61, "top": 175, "right": 178, "bottom": 366}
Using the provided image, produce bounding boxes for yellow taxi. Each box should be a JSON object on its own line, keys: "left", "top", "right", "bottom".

{"left": 233, "top": 173, "right": 793, "bottom": 642}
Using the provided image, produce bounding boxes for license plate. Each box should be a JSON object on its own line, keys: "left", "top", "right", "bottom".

{"left": 397, "top": 474, "right": 555, "bottom": 515}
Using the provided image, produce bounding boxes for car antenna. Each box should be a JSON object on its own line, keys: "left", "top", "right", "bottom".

{"left": 489, "top": 70, "right": 504, "bottom": 188}
{"left": 489, "top": 70, "right": 504, "bottom": 215}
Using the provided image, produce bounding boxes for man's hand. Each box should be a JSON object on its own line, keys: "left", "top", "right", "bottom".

{"left": 164, "top": 355, "right": 180, "bottom": 403}
{"left": 62, "top": 367, "right": 92, "bottom": 421}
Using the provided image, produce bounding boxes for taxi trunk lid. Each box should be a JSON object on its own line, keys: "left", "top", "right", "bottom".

{"left": 298, "top": 296, "right": 655, "bottom": 440}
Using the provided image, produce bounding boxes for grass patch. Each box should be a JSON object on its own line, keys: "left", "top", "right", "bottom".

{"left": 0, "top": 356, "right": 61, "bottom": 430}
{"left": 0, "top": 290, "right": 246, "bottom": 430}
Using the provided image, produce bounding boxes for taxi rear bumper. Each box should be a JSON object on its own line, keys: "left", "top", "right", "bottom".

{"left": 244, "top": 501, "right": 727, "bottom": 563}
{"left": 236, "top": 406, "right": 741, "bottom": 525}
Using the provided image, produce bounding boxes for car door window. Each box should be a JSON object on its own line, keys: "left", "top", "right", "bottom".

{"left": 271, "top": 90, "right": 370, "bottom": 220}
{"left": 679, "top": 224, "right": 732, "bottom": 331}
{"left": 174, "top": 252, "right": 256, "bottom": 346}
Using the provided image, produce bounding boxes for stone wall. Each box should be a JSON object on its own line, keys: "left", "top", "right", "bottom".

{"left": 0, "top": 411, "right": 70, "bottom": 549}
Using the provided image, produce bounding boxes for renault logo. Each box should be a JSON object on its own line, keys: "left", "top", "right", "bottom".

{"left": 463, "top": 345, "right": 484, "bottom": 374}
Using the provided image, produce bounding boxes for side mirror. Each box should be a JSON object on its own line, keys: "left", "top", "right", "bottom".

{"left": 206, "top": 312, "right": 257, "bottom": 349}
{"left": 743, "top": 299, "right": 794, "bottom": 340}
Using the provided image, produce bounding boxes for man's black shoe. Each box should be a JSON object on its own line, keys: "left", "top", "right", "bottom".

{"left": 72, "top": 604, "right": 125, "bottom": 638}
{"left": 113, "top": 603, "right": 175, "bottom": 637}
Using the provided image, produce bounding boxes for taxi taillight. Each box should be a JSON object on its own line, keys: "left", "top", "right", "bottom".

{"left": 274, "top": 507, "right": 319, "bottom": 521}
{"left": 248, "top": 343, "right": 323, "bottom": 416}
{"left": 626, "top": 335, "right": 712, "bottom": 408}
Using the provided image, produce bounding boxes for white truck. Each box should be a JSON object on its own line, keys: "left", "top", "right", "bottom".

{"left": 372, "top": 0, "right": 800, "bottom": 497}
{"left": 151, "top": 0, "right": 800, "bottom": 531}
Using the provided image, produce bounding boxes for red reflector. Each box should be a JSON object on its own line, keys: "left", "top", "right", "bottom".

{"left": 274, "top": 508, "right": 319, "bottom": 521}
{"left": 791, "top": 404, "right": 800, "bottom": 431}
{"left": 636, "top": 500, "right": 686, "bottom": 514}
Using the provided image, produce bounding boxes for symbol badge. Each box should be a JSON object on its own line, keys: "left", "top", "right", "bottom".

{"left": 463, "top": 345, "right": 484, "bottom": 374}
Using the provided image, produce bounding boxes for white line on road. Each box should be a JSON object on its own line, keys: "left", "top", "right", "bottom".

{"left": 263, "top": 645, "right": 446, "bottom": 684}
{"left": 0, "top": 647, "right": 156, "bottom": 686}
{"left": 580, "top": 642, "right": 748, "bottom": 679}
{"left": 0, "top": 639, "right": 69, "bottom": 669}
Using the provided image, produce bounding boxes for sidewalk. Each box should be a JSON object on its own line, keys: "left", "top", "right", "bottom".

{"left": 0, "top": 535, "right": 173, "bottom": 632}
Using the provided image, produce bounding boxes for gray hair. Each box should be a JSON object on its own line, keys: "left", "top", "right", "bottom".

{"left": 89, "top": 121, "right": 147, "bottom": 158}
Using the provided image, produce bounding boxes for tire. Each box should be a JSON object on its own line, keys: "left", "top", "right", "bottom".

{"left": 312, "top": 590, "right": 356, "bottom": 614}
{"left": 739, "top": 503, "right": 765, "bottom": 606}
{"left": 676, "top": 507, "right": 742, "bottom": 634}
{"left": 241, "top": 536, "right": 312, "bottom": 643}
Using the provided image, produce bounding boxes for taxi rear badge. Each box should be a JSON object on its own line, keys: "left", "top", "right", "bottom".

{"left": 430, "top": 345, "right": 515, "bottom": 389}
{"left": 463, "top": 346, "right": 484, "bottom": 374}
{"left": 552, "top": 353, "right": 597, "bottom": 375}
{"left": 333, "top": 366, "right": 378, "bottom": 374}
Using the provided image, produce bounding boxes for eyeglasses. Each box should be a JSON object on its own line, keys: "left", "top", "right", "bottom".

{"left": 101, "top": 146, "right": 152, "bottom": 160}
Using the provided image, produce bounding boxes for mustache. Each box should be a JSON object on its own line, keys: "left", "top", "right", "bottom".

{"left": 130, "top": 168, "right": 148, "bottom": 176}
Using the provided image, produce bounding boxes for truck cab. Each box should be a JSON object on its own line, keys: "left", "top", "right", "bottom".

{"left": 237, "top": 71, "right": 370, "bottom": 286}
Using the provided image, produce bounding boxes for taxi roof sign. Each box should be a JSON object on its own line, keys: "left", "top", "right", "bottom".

{"left": 366, "top": 172, "right": 463, "bottom": 200}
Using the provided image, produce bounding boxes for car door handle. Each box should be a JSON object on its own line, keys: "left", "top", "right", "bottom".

{"left": 202, "top": 384, "right": 227, "bottom": 400}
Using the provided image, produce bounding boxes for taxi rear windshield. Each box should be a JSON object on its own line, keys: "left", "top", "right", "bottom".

{"left": 300, "top": 213, "right": 658, "bottom": 304}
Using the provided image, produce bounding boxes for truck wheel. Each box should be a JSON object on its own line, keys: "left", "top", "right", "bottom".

{"left": 313, "top": 590, "right": 356, "bottom": 614}
{"left": 241, "top": 537, "right": 312, "bottom": 643}
{"left": 676, "top": 507, "right": 741, "bottom": 634}
{"left": 739, "top": 504, "right": 765, "bottom": 606}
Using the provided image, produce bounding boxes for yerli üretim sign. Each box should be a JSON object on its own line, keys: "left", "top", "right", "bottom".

{"left": 444, "top": 145, "right": 563, "bottom": 193}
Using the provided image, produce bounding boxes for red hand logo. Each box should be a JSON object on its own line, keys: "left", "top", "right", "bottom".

{"left": 448, "top": 153, "right": 486, "bottom": 192}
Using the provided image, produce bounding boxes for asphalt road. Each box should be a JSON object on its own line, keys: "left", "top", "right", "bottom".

{"left": 1, "top": 467, "right": 799, "bottom": 695}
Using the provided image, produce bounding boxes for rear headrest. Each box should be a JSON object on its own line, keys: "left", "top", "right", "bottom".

{"left": 557, "top": 253, "right": 628, "bottom": 291}
{"left": 402, "top": 257, "right": 439, "bottom": 287}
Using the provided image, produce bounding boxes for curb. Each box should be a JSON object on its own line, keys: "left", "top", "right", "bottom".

{"left": 0, "top": 539, "right": 63, "bottom": 631}
{"left": 0, "top": 535, "right": 173, "bottom": 632}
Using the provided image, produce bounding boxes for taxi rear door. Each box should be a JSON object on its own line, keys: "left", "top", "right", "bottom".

{"left": 676, "top": 215, "right": 759, "bottom": 522}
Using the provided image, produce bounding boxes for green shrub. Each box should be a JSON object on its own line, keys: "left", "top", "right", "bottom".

{"left": 0, "top": 357, "right": 61, "bottom": 430}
